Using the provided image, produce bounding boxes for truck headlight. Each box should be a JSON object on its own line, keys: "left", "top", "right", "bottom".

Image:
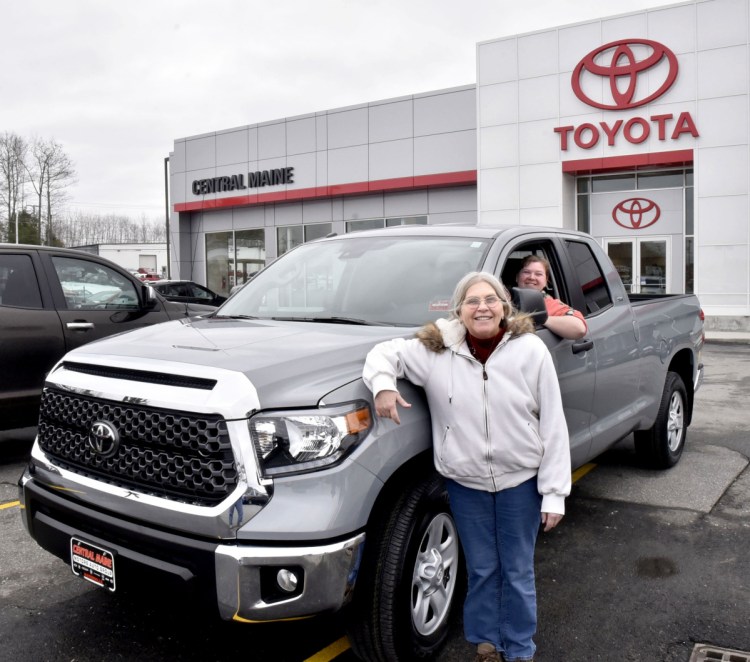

{"left": 248, "top": 401, "right": 372, "bottom": 477}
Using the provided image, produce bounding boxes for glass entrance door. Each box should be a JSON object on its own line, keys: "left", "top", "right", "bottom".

{"left": 604, "top": 237, "right": 670, "bottom": 294}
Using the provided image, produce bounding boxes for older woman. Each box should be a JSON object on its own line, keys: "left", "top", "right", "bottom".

{"left": 363, "top": 271, "right": 571, "bottom": 662}
{"left": 515, "top": 255, "right": 587, "bottom": 340}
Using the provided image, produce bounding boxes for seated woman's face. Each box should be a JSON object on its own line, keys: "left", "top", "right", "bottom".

{"left": 516, "top": 261, "right": 548, "bottom": 291}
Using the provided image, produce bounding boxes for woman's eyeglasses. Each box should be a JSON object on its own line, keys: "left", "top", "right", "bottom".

{"left": 462, "top": 295, "right": 502, "bottom": 308}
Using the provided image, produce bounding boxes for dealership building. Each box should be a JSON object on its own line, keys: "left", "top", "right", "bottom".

{"left": 167, "top": 0, "right": 750, "bottom": 331}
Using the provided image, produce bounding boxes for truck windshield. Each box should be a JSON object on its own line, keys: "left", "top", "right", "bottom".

{"left": 219, "top": 235, "right": 490, "bottom": 327}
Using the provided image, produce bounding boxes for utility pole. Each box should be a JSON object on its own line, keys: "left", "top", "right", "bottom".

{"left": 164, "top": 156, "right": 171, "bottom": 279}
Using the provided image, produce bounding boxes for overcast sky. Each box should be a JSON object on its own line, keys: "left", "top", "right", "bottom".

{"left": 2, "top": 0, "right": 682, "bottom": 221}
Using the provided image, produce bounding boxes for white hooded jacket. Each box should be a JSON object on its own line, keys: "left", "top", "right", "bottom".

{"left": 363, "top": 318, "right": 571, "bottom": 514}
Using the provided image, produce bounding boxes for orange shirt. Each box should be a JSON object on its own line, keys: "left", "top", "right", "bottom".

{"left": 544, "top": 296, "right": 588, "bottom": 333}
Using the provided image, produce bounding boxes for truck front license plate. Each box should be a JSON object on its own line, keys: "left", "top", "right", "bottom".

{"left": 70, "top": 537, "right": 116, "bottom": 592}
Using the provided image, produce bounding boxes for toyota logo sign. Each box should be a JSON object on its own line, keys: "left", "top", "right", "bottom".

{"left": 88, "top": 420, "right": 120, "bottom": 458}
{"left": 572, "top": 39, "right": 678, "bottom": 110}
{"left": 612, "top": 198, "right": 661, "bottom": 230}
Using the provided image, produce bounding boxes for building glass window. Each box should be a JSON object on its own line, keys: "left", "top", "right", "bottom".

{"left": 591, "top": 174, "right": 635, "bottom": 193}
{"left": 207, "top": 229, "right": 266, "bottom": 296}
{"left": 576, "top": 194, "right": 590, "bottom": 234}
{"left": 277, "top": 226, "right": 304, "bottom": 256}
{"left": 346, "top": 218, "right": 385, "bottom": 233}
{"left": 277, "top": 223, "right": 333, "bottom": 257}
{"left": 685, "top": 180, "right": 694, "bottom": 293}
{"left": 386, "top": 216, "right": 428, "bottom": 227}
{"left": 206, "top": 232, "right": 232, "bottom": 297}
{"left": 304, "top": 223, "right": 333, "bottom": 242}
{"left": 236, "top": 230, "right": 265, "bottom": 286}
{"left": 638, "top": 172, "right": 683, "bottom": 189}
{"left": 347, "top": 216, "right": 427, "bottom": 232}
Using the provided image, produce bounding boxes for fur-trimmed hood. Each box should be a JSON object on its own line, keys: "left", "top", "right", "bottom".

{"left": 416, "top": 316, "right": 534, "bottom": 353}
{"left": 416, "top": 318, "right": 465, "bottom": 353}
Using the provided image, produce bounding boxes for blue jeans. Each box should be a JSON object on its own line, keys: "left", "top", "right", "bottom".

{"left": 446, "top": 477, "right": 541, "bottom": 661}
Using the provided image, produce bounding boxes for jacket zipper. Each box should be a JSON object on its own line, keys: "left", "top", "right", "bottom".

{"left": 457, "top": 337, "right": 510, "bottom": 492}
{"left": 481, "top": 363, "right": 494, "bottom": 489}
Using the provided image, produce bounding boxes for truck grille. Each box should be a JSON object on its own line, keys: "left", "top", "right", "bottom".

{"left": 37, "top": 387, "right": 237, "bottom": 506}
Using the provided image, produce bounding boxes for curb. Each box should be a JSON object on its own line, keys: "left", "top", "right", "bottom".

{"left": 704, "top": 333, "right": 750, "bottom": 345}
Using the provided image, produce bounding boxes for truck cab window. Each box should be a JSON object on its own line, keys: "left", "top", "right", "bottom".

{"left": 564, "top": 240, "right": 613, "bottom": 314}
{"left": 500, "top": 244, "right": 566, "bottom": 302}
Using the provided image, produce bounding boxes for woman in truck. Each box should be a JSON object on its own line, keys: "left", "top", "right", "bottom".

{"left": 515, "top": 255, "right": 587, "bottom": 340}
{"left": 363, "top": 271, "right": 571, "bottom": 662}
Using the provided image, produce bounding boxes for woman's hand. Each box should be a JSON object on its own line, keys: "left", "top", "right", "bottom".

{"left": 374, "top": 390, "right": 411, "bottom": 425}
{"left": 541, "top": 512, "right": 563, "bottom": 532}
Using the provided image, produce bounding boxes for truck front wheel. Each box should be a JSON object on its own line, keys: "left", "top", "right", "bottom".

{"left": 634, "top": 371, "right": 688, "bottom": 469}
{"left": 346, "top": 473, "right": 463, "bottom": 661}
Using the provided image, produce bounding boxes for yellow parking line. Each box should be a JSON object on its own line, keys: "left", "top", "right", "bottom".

{"left": 572, "top": 462, "right": 597, "bottom": 483}
{"left": 0, "top": 500, "right": 20, "bottom": 510}
{"left": 303, "top": 636, "right": 350, "bottom": 662}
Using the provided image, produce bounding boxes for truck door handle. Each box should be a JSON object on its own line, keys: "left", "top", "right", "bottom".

{"left": 572, "top": 339, "right": 593, "bottom": 354}
{"left": 66, "top": 322, "right": 95, "bottom": 331}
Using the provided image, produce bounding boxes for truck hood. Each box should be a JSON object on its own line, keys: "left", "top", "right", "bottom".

{"left": 64, "top": 316, "right": 412, "bottom": 408}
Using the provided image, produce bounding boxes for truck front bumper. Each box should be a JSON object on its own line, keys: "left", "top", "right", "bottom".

{"left": 20, "top": 474, "right": 366, "bottom": 622}
{"left": 215, "top": 536, "right": 365, "bottom": 622}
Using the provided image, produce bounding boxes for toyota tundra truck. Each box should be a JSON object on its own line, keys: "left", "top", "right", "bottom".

{"left": 19, "top": 225, "right": 704, "bottom": 661}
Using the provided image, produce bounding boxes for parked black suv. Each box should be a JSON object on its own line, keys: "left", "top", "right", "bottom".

{"left": 149, "top": 279, "right": 227, "bottom": 307}
{"left": 0, "top": 244, "right": 215, "bottom": 431}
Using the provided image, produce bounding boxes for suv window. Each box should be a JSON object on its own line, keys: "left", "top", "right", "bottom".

{"left": 51, "top": 256, "right": 139, "bottom": 310}
{"left": 0, "top": 254, "right": 43, "bottom": 309}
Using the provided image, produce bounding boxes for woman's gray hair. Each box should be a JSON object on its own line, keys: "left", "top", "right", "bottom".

{"left": 449, "top": 271, "right": 535, "bottom": 335}
{"left": 449, "top": 271, "right": 510, "bottom": 320}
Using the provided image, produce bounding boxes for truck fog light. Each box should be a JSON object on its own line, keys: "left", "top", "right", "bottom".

{"left": 277, "top": 568, "right": 299, "bottom": 593}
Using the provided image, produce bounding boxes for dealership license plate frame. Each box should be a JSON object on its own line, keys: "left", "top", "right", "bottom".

{"left": 70, "top": 537, "right": 116, "bottom": 592}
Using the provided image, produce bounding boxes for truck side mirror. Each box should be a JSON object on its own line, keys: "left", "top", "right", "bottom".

{"left": 141, "top": 284, "right": 158, "bottom": 309}
{"left": 511, "top": 287, "right": 548, "bottom": 326}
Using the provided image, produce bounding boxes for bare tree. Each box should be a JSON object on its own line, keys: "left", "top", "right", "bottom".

{"left": 54, "top": 210, "right": 165, "bottom": 247}
{"left": 0, "top": 132, "right": 28, "bottom": 242}
{"left": 2, "top": 131, "right": 162, "bottom": 247}
{"left": 25, "top": 137, "right": 76, "bottom": 245}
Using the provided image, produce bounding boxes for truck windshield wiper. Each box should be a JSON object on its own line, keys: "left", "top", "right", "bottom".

{"left": 271, "top": 316, "right": 385, "bottom": 326}
{"left": 213, "top": 314, "right": 259, "bottom": 320}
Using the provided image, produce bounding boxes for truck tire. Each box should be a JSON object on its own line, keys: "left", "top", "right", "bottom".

{"left": 346, "top": 473, "right": 463, "bottom": 661}
{"left": 634, "top": 371, "right": 688, "bottom": 469}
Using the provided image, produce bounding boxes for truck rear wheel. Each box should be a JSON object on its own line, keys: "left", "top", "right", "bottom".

{"left": 346, "top": 473, "right": 462, "bottom": 661}
{"left": 634, "top": 371, "right": 688, "bottom": 469}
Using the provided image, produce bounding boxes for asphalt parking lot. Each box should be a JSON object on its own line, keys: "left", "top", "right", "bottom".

{"left": 1, "top": 341, "right": 748, "bottom": 662}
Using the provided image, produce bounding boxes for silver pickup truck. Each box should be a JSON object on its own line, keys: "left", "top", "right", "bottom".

{"left": 19, "top": 225, "right": 704, "bottom": 661}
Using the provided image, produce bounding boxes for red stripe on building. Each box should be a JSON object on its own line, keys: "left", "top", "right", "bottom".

{"left": 562, "top": 150, "right": 694, "bottom": 174}
{"left": 174, "top": 170, "right": 477, "bottom": 212}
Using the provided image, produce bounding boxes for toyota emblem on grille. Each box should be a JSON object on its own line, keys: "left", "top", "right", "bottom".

{"left": 612, "top": 198, "right": 661, "bottom": 230}
{"left": 89, "top": 421, "right": 120, "bottom": 458}
{"left": 572, "top": 39, "right": 678, "bottom": 110}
